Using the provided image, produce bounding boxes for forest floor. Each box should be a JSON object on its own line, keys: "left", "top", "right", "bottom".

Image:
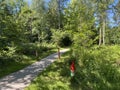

{"left": 0, "top": 49, "right": 69, "bottom": 90}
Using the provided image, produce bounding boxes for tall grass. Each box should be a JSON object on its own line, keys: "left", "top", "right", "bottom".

{"left": 70, "top": 45, "right": 120, "bottom": 90}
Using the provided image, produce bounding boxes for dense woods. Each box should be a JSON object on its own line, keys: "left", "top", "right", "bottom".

{"left": 0, "top": 0, "right": 120, "bottom": 89}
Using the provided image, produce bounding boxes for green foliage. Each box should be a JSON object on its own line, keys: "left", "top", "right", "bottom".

{"left": 106, "top": 27, "right": 120, "bottom": 44}
{"left": 0, "top": 1, "right": 120, "bottom": 89}
{"left": 25, "top": 51, "right": 71, "bottom": 90}
{"left": 61, "top": 34, "right": 72, "bottom": 47}
{"left": 51, "top": 29, "right": 72, "bottom": 47}
{"left": 0, "top": 46, "right": 23, "bottom": 69}
{"left": 70, "top": 45, "right": 120, "bottom": 90}
{"left": 64, "top": 0, "right": 97, "bottom": 47}
{"left": 17, "top": 43, "right": 53, "bottom": 56}
{"left": 0, "top": 43, "right": 56, "bottom": 78}
{"left": 26, "top": 45, "right": 120, "bottom": 90}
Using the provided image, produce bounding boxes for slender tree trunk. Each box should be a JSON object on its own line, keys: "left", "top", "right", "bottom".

{"left": 35, "top": 42, "right": 38, "bottom": 57}
{"left": 57, "top": 0, "right": 61, "bottom": 30}
{"left": 58, "top": 47, "right": 60, "bottom": 59}
{"left": 102, "top": 20, "right": 105, "bottom": 45}
{"left": 99, "top": 27, "right": 102, "bottom": 46}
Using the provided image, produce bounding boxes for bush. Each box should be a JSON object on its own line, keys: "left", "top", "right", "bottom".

{"left": 51, "top": 29, "right": 72, "bottom": 47}
{"left": 0, "top": 42, "right": 53, "bottom": 67}
{"left": 60, "top": 35, "right": 72, "bottom": 47}
{"left": 69, "top": 45, "right": 120, "bottom": 90}
{"left": 16, "top": 43, "right": 54, "bottom": 57}
{"left": 0, "top": 47, "right": 18, "bottom": 67}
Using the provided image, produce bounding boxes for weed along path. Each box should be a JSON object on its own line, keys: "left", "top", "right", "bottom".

{"left": 0, "top": 49, "right": 69, "bottom": 90}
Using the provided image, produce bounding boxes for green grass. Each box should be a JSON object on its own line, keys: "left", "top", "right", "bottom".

{"left": 25, "top": 45, "right": 120, "bottom": 90}
{"left": 0, "top": 48, "right": 57, "bottom": 78}
{"left": 25, "top": 51, "right": 72, "bottom": 90}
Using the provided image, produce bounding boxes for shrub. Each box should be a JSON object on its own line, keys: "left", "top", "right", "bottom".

{"left": 60, "top": 35, "right": 72, "bottom": 47}
{"left": 51, "top": 29, "right": 72, "bottom": 48}
{"left": 69, "top": 45, "right": 120, "bottom": 90}
{"left": 0, "top": 46, "right": 18, "bottom": 67}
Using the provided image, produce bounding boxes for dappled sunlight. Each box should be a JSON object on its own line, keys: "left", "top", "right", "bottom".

{"left": 0, "top": 49, "right": 68, "bottom": 90}
{"left": 0, "top": 0, "right": 120, "bottom": 89}
{"left": 26, "top": 46, "right": 120, "bottom": 90}
{"left": 25, "top": 51, "right": 71, "bottom": 90}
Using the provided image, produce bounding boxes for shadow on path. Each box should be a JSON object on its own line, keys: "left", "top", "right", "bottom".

{"left": 0, "top": 49, "right": 69, "bottom": 90}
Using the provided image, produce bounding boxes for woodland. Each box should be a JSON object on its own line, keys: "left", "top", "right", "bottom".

{"left": 0, "top": 0, "right": 120, "bottom": 90}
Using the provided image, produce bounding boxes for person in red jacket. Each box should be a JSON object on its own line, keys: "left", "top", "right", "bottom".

{"left": 70, "top": 60, "right": 75, "bottom": 77}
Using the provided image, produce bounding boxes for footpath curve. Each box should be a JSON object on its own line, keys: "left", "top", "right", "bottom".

{"left": 0, "top": 49, "right": 69, "bottom": 90}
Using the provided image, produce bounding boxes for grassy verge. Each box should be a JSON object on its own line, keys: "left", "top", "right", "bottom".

{"left": 0, "top": 47, "right": 57, "bottom": 78}
{"left": 25, "top": 51, "right": 72, "bottom": 90}
{"left": 25, "top": 45, "right": 120, "bottom": 90}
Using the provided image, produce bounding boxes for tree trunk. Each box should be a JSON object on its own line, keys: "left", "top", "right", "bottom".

{"left": 58, "top": 47, "right": 60, "bottom": 59}
{"left": 102, "top": 20, "right": 105, "bottom": 45}
{"left": 99, "top": 27, "right": 102, "bottom": 46}
{"left": 57, "top": 0, "right": 61, "bottom": 30}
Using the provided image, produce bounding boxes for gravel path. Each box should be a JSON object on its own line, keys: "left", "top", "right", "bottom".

{"left": 0, "top": 49, "right": 69, "bottom": 90}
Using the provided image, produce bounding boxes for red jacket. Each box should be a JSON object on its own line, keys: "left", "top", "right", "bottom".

{"left": 70, "top": 61, "right": 75, "bottom": 71}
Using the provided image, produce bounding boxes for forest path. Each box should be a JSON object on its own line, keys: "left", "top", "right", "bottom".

{"left": 0, "top": 49, "right": 69, "bottom": 90}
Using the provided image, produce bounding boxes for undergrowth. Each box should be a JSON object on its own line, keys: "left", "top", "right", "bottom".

{"left": 26, "top": 45, "right": 120, "bottom": 90}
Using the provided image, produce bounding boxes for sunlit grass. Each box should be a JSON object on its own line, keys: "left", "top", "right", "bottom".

{"left": 25, "top": 45, "right": 120, "bottom": 90}
{"left": 25, "top": 51, "right": 72, "bottom": 90}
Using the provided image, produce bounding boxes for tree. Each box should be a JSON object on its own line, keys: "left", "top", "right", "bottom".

{"left": 31, "top": 0, "right": 48, "bottom": 42}
{"left": 0, "top": 0, "right": 24, "bottom": 48}
{"left": 64, "top": 0, "right": 96, "bottom": 47}
{"left": 92, "top": 0, "right": 114, "bottom": 45}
